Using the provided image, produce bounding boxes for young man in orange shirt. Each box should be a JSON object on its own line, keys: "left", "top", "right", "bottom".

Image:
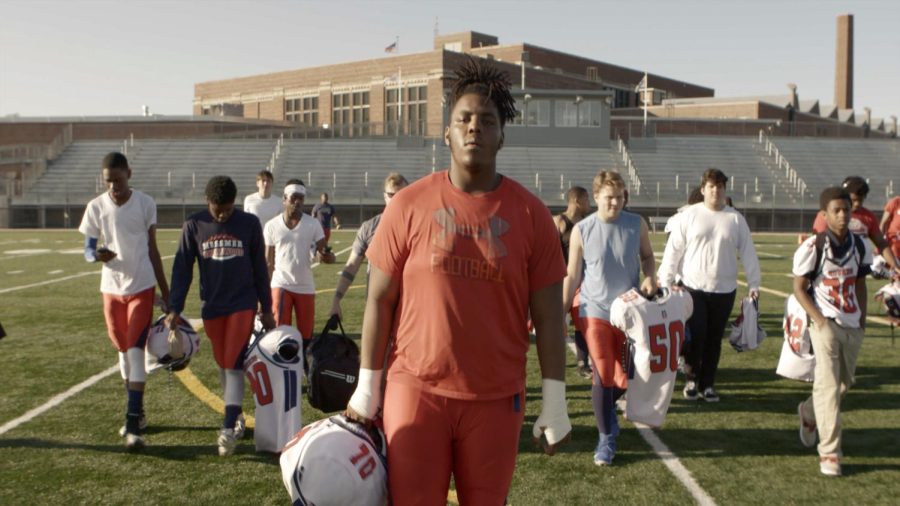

{"left": 346, "top": 58, "right": 571, "bottom": 505}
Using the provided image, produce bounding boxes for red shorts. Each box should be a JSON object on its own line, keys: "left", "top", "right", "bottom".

{"left": 323, "top": 228, "right": 331, "bottom": 243}
{"left": 889, "top": 234, "right": 900, "bottom": 260}
{"left": 102, "top": 287, "right": 155, "bottom": 352}
{"left": 383, "top": 382, "right": 524, "bottom": 506}
{"left": 584, "top": 317, "right": 629, "bottom": 389}
{"left": 203, "top": 309, "right": 255, "bottom": 369}
{"left": 272, "top": 288, "right": 315, "bottom": 341}
{"left": 570, "top": 288, "right": 585, "bottom": 335}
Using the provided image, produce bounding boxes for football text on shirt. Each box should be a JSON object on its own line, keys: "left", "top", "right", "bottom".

{"left": 201, "top": 234, "right": 245, "bottom": 261}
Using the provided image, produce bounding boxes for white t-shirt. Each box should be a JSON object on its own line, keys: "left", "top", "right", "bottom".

{"left": 792, "top": 233, "right": 872, "bottom": 328}
{"left": 264, "top": 214, "right": 325, "bottom": 294}
{"left": 610, "top": 288, "right": 693, "bottom": 428}
{"left": 244, "top": 193, "right": 283, "bottom": 227}
{"left": 78, "top": 190, "right": 157, "bottom": 296}
{"left": 658, "top": 203, "right": 761, "bottom": 293}
{"left": 246, "top": 326, "right": 303, "bottom": 453}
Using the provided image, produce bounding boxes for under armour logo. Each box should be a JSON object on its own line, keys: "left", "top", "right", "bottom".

{"left": 432, "top": 208, "right": 509, "bottom": 259}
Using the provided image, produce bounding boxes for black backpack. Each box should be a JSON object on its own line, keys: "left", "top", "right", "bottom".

{"left": 306, "top": 315, "right": 360, "bottom": 413}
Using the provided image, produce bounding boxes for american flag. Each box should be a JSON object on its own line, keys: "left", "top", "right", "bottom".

{"left": 385, "top": 41, "right": 397, "bottom": 53}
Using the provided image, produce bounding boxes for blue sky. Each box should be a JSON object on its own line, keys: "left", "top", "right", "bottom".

{"left": 1, "top": 0, "right": 897, "bottom": 121}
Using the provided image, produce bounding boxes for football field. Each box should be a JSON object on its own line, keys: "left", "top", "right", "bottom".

{"left": 1, "top": 229, "right": 898, "bottom": 505}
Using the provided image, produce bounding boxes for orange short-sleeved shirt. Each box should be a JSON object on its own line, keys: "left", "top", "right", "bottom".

{"left": 367, "top": 171, "right": 566, "bottom": 400}
{"left": 812, "top": 206, "right": 879, "bottom": 238}
{"left": 884, "top": 197, "right": 900, "bottom": 237}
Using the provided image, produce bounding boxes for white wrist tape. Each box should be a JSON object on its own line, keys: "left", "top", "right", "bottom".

{"left": 347, "top": 368, "right": 383, "bottom": 420}
{"left": 532, "top": 378, "right": 571, "bottom": 445}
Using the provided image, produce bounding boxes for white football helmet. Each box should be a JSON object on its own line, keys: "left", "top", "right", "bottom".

{"left": 776, "top": 295, "right": 815, "bottom": 382}
{"left": 280, "top": 415, "right": 387, "bottom": 506}
{"left": 875, "top": 281, "right": 900, "bottom": 319}
{"left": 871, "top": 255, "right": 891, "bottom": 280}
{"left": 146, "top": 315, "right": 200, "bottom": 372}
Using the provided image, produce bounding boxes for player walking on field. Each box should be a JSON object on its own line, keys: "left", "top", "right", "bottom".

{"left": 78, "top": 152, "right": 170, "bottom": 450}
{"left": 264, "top": 179, "right": 327, "bottom": 351}
{"left": 658, "top": 168, "right": 761, "bottom": 402}
{"left": 880, "top": 193, "right": 900, "bottom": 265}
{"left": 329, "top": 172, "right": 408, "bottom": 320}
{"left": 243, "top": 169, "right": 282, "bottom": 227}
{"left": 311, "top": 192, "right": 340, "bottom": 245}
{"left": 562, "top": 170, "right": 657, "bottom": 466}
{"left": 166, "top": 175, "right": 275, "bottom": 457}
{"left": 345, "top": 57, "right": 571, "bottom": 505}
{"left": 812, "top": 176, "right": 898, "bottom": 274}
{"left": 793, "top": 186, "right": 872, "bottom": 477}
{"left": 555, "top": 185, "right": 592, "bottom": 379}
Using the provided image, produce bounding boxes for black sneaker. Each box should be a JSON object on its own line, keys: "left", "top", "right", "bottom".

{"left": 683, "top": 380, "right": 699, "bottom": 400}
{"left": 702, "top": 387, "right": 720, "bottom": 402}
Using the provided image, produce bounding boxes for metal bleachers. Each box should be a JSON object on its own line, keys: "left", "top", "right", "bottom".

{"left": 772, "top": 137, "right": 899, "bottom": 209}
{"left": 626, "top": 136, "right": 796, "bottom": 207}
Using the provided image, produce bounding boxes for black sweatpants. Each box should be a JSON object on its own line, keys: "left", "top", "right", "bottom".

{"left": 685, "top": 288, "right": 736, "bottom": 390}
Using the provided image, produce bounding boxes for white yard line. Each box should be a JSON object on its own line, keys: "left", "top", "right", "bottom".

{"left": 0, "top": 270, "right": 100, "bottom": 294}
{"left": 634, "top": 423, "right": 718, "bottom": 506}
{"left": 0, "top": 365, "right": 119, "bottom": 436}
{"left": 0, "top": 255, "right": 177, "bottom": 295}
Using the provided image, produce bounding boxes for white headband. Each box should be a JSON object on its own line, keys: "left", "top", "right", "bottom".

{"left": 284, "top": 184, "right": 306, "bottom": 197}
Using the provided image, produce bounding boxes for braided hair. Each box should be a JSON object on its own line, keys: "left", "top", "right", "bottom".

{"left": 449, "top": 56, "right": 517, "bottom": 126}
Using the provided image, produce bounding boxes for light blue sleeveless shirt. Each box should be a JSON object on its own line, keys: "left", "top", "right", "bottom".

{"left": 578, "top": 211, "right": 642, "bottom": 320}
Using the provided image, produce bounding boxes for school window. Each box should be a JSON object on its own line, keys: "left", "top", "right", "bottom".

{"left": 352, "top": 91, "right": 371, "bottom": 136}
{"left": 332, "top": 93, "right": 351, "bottom": 137}
{"left": 555, "top": 101, "right": 578, "bottom": 127}
{"left": 525, "top": 99, "right": 550, "bottom": 126}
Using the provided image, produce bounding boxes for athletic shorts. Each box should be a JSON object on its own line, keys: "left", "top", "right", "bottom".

{"left": 570, "top": 288, "right": 585, "bottom": 335}
{"left": 203, "top": 309, "right": 255, "bottom": 369}
{"left": 584, "top": 317, "right": 629, "bottom": 389}
{"left": 272, "top": 288, "right": 315, "bottom": 341}
{"left": 383, "top": 382, "right": 524, "bottom": 506}
{"left": 102, "top": 287, "right": 154, "bottom": 352}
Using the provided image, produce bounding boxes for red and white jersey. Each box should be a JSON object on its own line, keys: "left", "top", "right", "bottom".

{"left": 280, "top": 416, "right": 387, "bottom": 506}
{"left": 776, "top": 295, "right": 815, "bottom": 382}
{"left": 792, "top": 233, "right": 872, "bottom": 328}
{"left": 610, "top": 288, "right": 693, "bottom": 428}
{"left": 245, "top": 326, "right": 304, "bottom": 453}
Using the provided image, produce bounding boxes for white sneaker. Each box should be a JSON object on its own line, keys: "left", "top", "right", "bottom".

{"left": 798, "top": 403, "right": 818, "bottom": 448}
{"left": 233, "top": 414, "right": 246, "bottom": 440}
{"left": 819, "top": 455, "right": 841, "bottom": 476}
{"left": 119, "top": 414, "right": 148, "bottom": 437}
{"left": 217, "top": 428, "right": 237, "bottom": 457}
{"left": 683, "top": 380, "right": 698, "bottom": 400}
{"left": 124, "top": 433, "right": 145, "bottom": 451}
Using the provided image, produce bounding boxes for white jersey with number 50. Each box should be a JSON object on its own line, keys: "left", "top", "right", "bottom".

{"left": 245, "top": 326, "right": 304, "bottom": 453}
{"left": 610, "top": 288, "right": 693, "bottom": 428}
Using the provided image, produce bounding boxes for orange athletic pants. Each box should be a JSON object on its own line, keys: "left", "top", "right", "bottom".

{"left": 102, "top": 287, "right": 154, "bottom": 352}
{"left": 383, "top": 382, "right": 524, "bottom": 506}
{"left": 272, "top": 288, "right": 315, "bottom": 341}
{"left": 584, "top": 317, "right": 629, "bottom": 389}
{"left": 203, "top": 309, "right": 255, "bottom": 369}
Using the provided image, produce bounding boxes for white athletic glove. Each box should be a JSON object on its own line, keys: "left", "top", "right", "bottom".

{"left": 532, "top": 378, "right": 572, "bottom": 447}
{"left": 347, "top": 368, "right": 384, "bottom": 421}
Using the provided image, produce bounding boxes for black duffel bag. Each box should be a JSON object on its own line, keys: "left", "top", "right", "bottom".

{"left": 306, "top": 314, "right": 360, "bottom": 413}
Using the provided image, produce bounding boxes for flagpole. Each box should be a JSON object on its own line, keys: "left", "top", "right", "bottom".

{"left": 398, "top": 66, "right": 403, "bottom": 134}
{"left": 642, "top": 71, "right": 648, "bottom": 130}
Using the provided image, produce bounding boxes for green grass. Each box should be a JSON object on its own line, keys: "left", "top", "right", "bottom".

{"left": 1, "top": 230, "right": 898, "bottom": 505}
